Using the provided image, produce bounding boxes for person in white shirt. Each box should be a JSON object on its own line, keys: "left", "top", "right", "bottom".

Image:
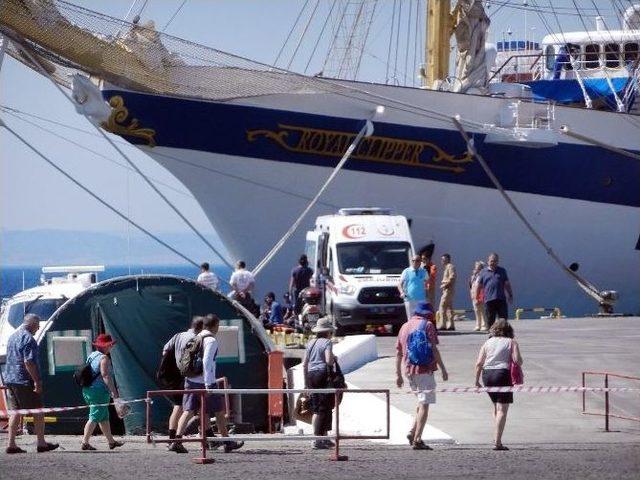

{"left": 229, "top": 261, "right": 255, "bottom": 301}
{"left": 168, "top": 314, "right": 243, "bottom": 454}
{"left": 197, "top": 262, "right": 219, "bottom": 292}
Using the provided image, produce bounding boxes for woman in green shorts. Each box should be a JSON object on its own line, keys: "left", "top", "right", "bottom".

{"left": 81, "top": 334, "right": 124, "bottom": 451}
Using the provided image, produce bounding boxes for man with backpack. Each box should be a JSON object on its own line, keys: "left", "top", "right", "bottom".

{"left": 168, "top": 314, "right": 244, "bottom": 454}
{"left": 395, "top": 302, "right": 448, "bottom": 450}
{"left": 160, "top": 316, "right": 204, "bottom": 441}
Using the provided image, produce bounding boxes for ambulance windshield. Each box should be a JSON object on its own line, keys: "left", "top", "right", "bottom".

{"left": 337, "top": 242, "right": 411, "bottom": 275}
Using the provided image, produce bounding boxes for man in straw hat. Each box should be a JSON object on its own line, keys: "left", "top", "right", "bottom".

{"left": 303, "top": 316, "right": 338, "bottom": 449}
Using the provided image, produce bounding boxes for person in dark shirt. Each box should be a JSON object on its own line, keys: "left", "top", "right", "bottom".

{"left": 476, "top": 253, "right": 513, "bottom": 328}
{"left": 4, "top": 314, "right": 58, "bottom": 454}
{"left": 262, "top": 292, "right": 283, "bottom": 330}
{"left": 290, "top": 254, "right": 314, "bottom": 314}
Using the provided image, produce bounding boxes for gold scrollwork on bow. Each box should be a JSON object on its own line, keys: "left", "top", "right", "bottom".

{"left": 247, "top": 124, "right": 472, "bottom": 173}
{"left": 101, "top": 96, "right": 156, "bottom": 147}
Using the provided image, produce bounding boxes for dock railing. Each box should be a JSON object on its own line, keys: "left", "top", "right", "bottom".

{"left": 146, "top": 386, "right": 390, "bottom": 464}
{"left": 581, "top": 371, "right": 640, "bottom": 431}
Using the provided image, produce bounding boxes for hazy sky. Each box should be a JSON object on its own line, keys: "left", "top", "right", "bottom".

{"left": 0, "top": 0, "right": 622, "bottom": 239}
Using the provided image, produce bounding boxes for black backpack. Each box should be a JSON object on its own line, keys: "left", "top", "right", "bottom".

{"left": 177, "top": 333, "right": 213, "bottom": 377}
{"left": 156, "top": 342, "right": 182, "bottom": 388}
{"left": 73, "top": 357, "right": 101, "bottom": 387}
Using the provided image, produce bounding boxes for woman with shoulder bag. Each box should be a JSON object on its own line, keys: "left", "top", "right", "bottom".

{"left": 474, "top": 319, "right": 523, "bottom": 450}
{"left": 80, "top": 334, "right": 125, "bottom": 451}
{"left": 302, "top": 316, "right": 337, "bottom": 450}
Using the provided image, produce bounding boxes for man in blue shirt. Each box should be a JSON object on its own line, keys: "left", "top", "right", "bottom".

{"left": 4, "top": 313, "right": 58, "bottom": 454}
{"left": 263, "top": 291, "right": 284, "bottom": 329}
{"left": 475, "top": 253, "right": 513, "bottom": 328}
{"left": 398, "top": 255, "right": 427, "bottom": 323}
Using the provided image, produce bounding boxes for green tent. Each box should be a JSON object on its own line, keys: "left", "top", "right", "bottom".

{"left": 43, "top": 275, "right": 274, "bottom": 434}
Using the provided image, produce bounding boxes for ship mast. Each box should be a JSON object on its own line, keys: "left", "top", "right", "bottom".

{"left": 425, "top": 0, "right": 454, "bottom": 88}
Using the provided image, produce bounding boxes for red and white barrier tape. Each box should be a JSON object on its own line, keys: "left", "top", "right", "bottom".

{"left": 407, "top": 386, "right": 640, "bottom": 394}
{"left": 0, "top": 398, "right": 149, "bottom": 417}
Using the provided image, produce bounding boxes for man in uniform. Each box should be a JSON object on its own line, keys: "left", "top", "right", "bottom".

{"left": 438, "top": 254, "right": 457, "bottom": 331}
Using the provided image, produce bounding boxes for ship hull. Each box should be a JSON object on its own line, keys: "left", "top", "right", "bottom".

{"left": 101, "top": 83, "right": 640, "bottom": 315}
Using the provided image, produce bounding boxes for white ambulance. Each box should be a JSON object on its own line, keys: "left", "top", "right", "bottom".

{"left": 305, "top": 208, "right": 415, "bottom": 334}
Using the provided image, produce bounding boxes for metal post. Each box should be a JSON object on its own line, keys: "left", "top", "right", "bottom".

{"left": 604, "top": 374, "right": 610, "bottom": 432}
{"left": 330, "top": 390, "right": 348, "bottom": 461}
{"left": 145, "top": 393, "right": 151, "bottom": 443}
{"left": 193, "top": 391, "right": 214, "bottom": 464}
{"left": 386, "top": 390, "right": 391, "bottom": 439}
{"left": 581, "top": 372, "right": 586, "bottom": 414}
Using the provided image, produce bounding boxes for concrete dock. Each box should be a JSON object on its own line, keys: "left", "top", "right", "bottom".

{"left": 2, "top": 317, "right": 639, "bottom": 479}
{"left": 347, "top": 316, "right": 640, "bottom": 445}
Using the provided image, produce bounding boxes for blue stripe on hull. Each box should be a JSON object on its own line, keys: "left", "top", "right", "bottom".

{"left": 103, "top": 90, "right": 640, "bottom": 208}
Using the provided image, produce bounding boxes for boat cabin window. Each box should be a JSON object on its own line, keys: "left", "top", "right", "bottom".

{"left": 336, "top": 241, "right": 411, "bottom": 275}
{"left": 545, "top": 45, "right": 556, "bottom": 70}
{"left": 7, "top": 299, "right": 64, "bottom": 328}
{"left": 624, "top": 42, "right": 639, "bottom": 64}
{"left": 584, "top": 44, "right": 600, "bottom": 69}
{"left": 604, "top": 43, "right": 620, "bottom": 68}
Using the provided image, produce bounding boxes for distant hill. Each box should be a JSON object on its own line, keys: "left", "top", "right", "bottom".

{"left": 0, "top": 229, "right": 229, "bottom": 266}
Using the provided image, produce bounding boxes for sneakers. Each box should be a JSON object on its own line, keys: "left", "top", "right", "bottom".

{"left": 223, "top": 440, "right": 244, "bottom": 453}
{"left": 81, "top": 443, "right": 97, "bottom": 451}
{"left": 36, "top": 442, "right": 59, "bottom": 453}
{"left": 313, "top": 439, "right": 332, "bottom": 450}
{"left": 412, "top": 440, "right": 432, "bottom": 450}
{"left": 168, "top": 442, "right": 188, "bottom": 454}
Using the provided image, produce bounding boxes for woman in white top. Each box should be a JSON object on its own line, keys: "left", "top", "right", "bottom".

{"left": 475, "top": 319, "right": 523, "bottom": 450}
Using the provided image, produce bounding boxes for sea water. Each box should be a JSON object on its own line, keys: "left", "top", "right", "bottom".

{"left": 1, "top": 265, "right": 233, "bottom": 299}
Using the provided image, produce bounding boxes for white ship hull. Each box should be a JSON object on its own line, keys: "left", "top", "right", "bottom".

{"left": 100, "top": 82, "right": 640, "bottom": 315}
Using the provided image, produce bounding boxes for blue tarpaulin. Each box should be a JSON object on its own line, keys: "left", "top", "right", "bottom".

{"left": 525, "top": 77, "right": 631, "bottom": 109}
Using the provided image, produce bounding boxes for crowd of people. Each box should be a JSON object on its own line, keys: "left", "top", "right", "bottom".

{"left": 399, "top": 251, "right": 513, "bottom": 332}
{"left": 3, "top": 249, "right": 521, "bottom": 455}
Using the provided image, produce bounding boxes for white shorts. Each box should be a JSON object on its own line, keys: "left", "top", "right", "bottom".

{"left": 404, "top": 300, "right": 419, "bottom": 321}
{"left": 408, "top": 373, "right": 436, "bottom": 404}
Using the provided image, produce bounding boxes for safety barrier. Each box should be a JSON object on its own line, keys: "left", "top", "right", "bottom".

{"left": 145, "top": 387, "right": 391, "bottom": 464}
{"left": 581, "top": 371, "right": 640, "bottom": 432}
{"left": 515, "top": 307, "right": 562, "bottom": 320}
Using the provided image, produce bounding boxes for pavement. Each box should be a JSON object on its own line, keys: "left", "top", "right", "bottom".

{"left": 2, "top": 316, "right": 639, "bottom": 479}
{"left": 347, "top": 316, "right": 640, "bottom": 445}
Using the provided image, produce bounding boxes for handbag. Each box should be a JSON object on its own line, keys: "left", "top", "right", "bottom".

{"left": 294, "top": 393, "right": 313, "bottom": 424}
{"left": 510, "top": 340, "right": 524, "bottom": 385}
{"left": 327, "top": 360, "right": 347, "bottom": 404}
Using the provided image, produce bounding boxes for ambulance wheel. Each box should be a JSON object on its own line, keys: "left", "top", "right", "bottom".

{"left": 331, "top": 313, "right": 346, "bottom": 336}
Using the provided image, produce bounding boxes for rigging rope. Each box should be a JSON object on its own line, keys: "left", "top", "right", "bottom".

{"left": 273, "top": 0, "right": 310, "bottom": 68}
{"left": 1, "top": 118, "right": 200, "bottom": 268}
{"left": 162, "top": 0, "right": 188, "bottom": 32}
{"left": 287, "top": 0, "right": 320, "bottom": 71}
{"left": 451, "top": 116, "right": 606, "bottom": 305}
{"left": 385, "top": 0, "right": 398, "bottom": 84}
{"left": 11, "top": 39, "right": 234, "bottom": 270}
{"left": 304, "top": 0, "right": 337, "bottom": 74}
{"left": 252, "top": 118, "right": 374, "bottom": 278}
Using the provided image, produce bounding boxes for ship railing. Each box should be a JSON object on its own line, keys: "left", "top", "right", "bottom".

{"left": 581, "top": 371, "right": 640, "bottom": 432}
{"left": 145, "top": 386, "right": 391, "bottom": 464}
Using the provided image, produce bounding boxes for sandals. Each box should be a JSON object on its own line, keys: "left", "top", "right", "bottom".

{"left": 6, "top": 446, "right": 27, "bottom": 454}
{"left": 493, "top": 444, "right": 509, "bottom": 451}
{"left": 412, "top": 440, "right": 433, "bottom": 450}
{"left": 36, "top": 442, "right": 59, "bottom": 453}
{"left": 109, "top": 441, "right": 124, "bottom": 450}
{"left": 81, "top": 443, "right": 97, "bottom": 451}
